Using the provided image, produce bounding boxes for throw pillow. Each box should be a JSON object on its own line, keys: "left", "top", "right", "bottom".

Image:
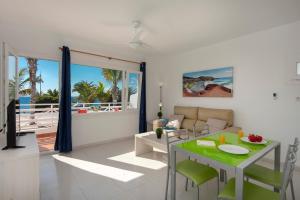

{"left": 166, "top": 114, "right": 184, "bottom": 129}
{"left": 207, "top": 118, "right": 227, "bottom": 133}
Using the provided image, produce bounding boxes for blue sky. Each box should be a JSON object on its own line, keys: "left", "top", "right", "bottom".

{"left": 18, "top": 57, "right": 59, "bottom": 94}
{"left": 18, "top": 57, "right": 132, "bottom": 97}
{"left": 183, "top": 66, "right": 233, "bottom": 79}
{"left": 8, "top": 55, "right": 17, "bottom": 80}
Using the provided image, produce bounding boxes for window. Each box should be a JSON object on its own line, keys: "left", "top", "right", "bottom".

{"left": 71, "top": 64, "right": 141, "bottom": 114}
{"left": 17, "top": 56, "right": 60, "bottom": 132}
{"left": 8, "top": 54, "right": 17, "bottom": 101}
{"left": 71, "top": 64, "right": 123, "bottom": 113}
{"left": 126, "top": 72, "right": 142, "bottom": 109}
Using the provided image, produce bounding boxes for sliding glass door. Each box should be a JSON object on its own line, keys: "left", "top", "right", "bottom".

{"left": 0, "top": 43, "right": 18, "bottom": 132}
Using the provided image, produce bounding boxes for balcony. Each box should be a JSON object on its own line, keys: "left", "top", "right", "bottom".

{"left": 16, "top": 102, "right": 123, "bottom": 152}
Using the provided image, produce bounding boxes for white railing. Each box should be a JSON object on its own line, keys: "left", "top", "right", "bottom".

{"left": 16, "top": 102, "right": 122, "bottom": 132}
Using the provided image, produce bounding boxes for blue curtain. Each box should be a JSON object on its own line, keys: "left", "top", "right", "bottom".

{"left": 139, "top": 62, "right": 147, "bottom": 133}
{"left": 55, "top": 46, "right": 72, "bottom": 152}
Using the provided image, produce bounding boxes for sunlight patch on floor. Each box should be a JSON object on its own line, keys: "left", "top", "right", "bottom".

{"left": 52, "top": 154, "right": 143, "bottom": 182}
{"left": 107, "top": 151, "right": 167, "bottom": 170}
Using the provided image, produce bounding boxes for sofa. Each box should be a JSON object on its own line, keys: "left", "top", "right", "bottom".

{"left": 173, "top": 106, "right": 239, "bottom": 134}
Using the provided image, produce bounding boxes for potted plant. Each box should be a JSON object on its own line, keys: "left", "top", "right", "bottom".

{"left": 156, "top": 127, "right": 163, "bottom": 139}
{"left": 157, "top": 103, "right": 163, "bottom": 119}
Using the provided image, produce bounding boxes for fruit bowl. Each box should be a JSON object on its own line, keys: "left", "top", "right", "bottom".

{"left": 240, "top": 134, "right": 267, "bottom": 144}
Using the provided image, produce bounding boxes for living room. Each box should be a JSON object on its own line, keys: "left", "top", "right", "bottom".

{"left": 0, "top": 1, "right": 300, "bottom": 200}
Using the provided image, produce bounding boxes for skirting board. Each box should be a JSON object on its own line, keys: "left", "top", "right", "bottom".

{"left": 39, "top": 135, "right": 135, "bottom": 156}
{"left": 73, "top": 135, "right": 135, "bottom": 151}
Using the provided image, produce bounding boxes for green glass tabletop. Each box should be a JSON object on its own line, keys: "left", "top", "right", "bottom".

{"left": 176, "top": 132, "right": 273, "bottom": 167}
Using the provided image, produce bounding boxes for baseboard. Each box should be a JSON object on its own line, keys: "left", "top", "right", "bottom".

{"left": 260, "top": 157, "right": 300, "bottom": 172}
{"left": 73, "top": 135, "right": 135, "bottom": 151}
{"left": 39, "top": 135, "right": 134, "bottom": 156}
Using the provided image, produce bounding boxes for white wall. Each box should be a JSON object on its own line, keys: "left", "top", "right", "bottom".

{"left": 0, "top": 25, "right": 143, "bottom": 148}
{"left": 147, "top": 21, "right": 300, "bottom": 165}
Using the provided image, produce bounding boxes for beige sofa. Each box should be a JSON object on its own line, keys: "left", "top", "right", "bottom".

{"left": 174, "top": 106, "right": 239, "bottom": 134}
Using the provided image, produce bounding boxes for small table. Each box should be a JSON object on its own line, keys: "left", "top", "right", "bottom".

{"left": 135, "top": 130, "right": 188, "bottom": 156}
{"left": 170, "top": 132, "right": 280, "bottom": 200}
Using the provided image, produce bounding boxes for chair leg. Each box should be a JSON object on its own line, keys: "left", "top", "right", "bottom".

{"left": 290, "top": 179, "right": 295, "bottom": 200}
{"left": 217, "top": 177, "right": 220, "bottom": 195}
{"left": 185, "top": 178, "right": 188, "bottom": 191}
{"left": 224, "top": 170, "right": 227, "bottom": 184}
{"left": 220, "top": 169, "right": 227, "bottom": 183}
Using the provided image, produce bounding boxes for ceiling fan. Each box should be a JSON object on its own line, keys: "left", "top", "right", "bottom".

{"left": 128, "top": 20, "right": 150, "bottom": 49}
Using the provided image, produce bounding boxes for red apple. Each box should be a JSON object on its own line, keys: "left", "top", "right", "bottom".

{"left": 248, "top": 134, "right": 257, "bottom": 142}
{"left": 256, "top": 135, "right": 263, "bottom": 142}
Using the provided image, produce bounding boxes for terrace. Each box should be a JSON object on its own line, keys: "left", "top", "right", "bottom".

{"left": 16, "top": 102, "right": 123, "bottom": 152}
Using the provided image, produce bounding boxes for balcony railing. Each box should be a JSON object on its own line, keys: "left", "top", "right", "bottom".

{"left": 16, "top": 102, "right": 122, "bottom": 132}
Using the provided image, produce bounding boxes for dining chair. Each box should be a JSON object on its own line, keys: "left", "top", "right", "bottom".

{"left": 164, "top": 130, "right": 219, "bottom": 200}
{"left": 244, "top": 137, "right": 299, "bottom": 200}
{"left": 218, "top": 143, "right": 298, "bottom": 200}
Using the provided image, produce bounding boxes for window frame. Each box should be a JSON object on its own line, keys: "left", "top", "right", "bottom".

{"left": 123, "top": 70, "right": 142, "bottom": 112}
{"left": 70, "top": 62, "right": 142, "bottom": 115}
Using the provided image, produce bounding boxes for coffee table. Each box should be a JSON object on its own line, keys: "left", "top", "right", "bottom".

{"left": 135, "top": 129, "right": 188, "bottom": 156}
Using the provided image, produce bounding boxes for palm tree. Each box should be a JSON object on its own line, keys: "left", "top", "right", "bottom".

{"left": 95, "top": 82, "right": 111, "bottom": 102}
{"left": 9, "top": 67, "right": 44, "bottom": 97}
{"left": 27, "top": 58, "right": 38, "bottom": 125}
{"left": 9, "top": 68, "right": 31, "bottom": 96}
{"left": 46, "top": 89, "right": 59, "bottom": 98}
{"left": 128, "top": 87, "right": 137, "bottom": 101}
{"left": 27, "top": 58, "right": 38, "bottom": 104}
{"left": 72, "top": 81, "right": 97, "bottom": 103}
{"left": 102, "top": 69, "right": 122, "bottom": 102}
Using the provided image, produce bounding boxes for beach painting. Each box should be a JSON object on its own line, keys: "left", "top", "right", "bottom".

{"left": 183, "top": 66, "right": 233, "bottom": 97}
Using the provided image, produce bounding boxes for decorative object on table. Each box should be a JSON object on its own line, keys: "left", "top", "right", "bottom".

{"left": 218, "top": 144, "right": 249, "bottom": 155}
{"left": 155, "top": 127, "right": 163, "bottom": 139}
{"left": 165, "top": 114, "right": 184, "bottom": 130}
{"left": 238, "top": 129, "right": 244, "bottom": 138}
{"left": 183, "top": 66, "right": 233, "bottom": 97}
{"left": 241, "top": 134, "right": 267, "bottom": 144}
{"left": 197, "top": 140, "right": 216, "bottom": 147}
{"left": 219, "top": 134, "right": 225, "bottom": 144}
{"left": 152, "top": 118, "right": 168, "bottom": 131}
{"left": 157, "top": 102, "right": 163, "bottom": 119}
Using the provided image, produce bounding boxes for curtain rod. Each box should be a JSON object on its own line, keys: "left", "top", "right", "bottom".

{"left": 59, "top": 47, "right": 141, "bottom": 65}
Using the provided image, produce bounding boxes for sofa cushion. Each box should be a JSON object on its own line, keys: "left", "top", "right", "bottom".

{"left": 194, "top": 120, "right": 207, "bottom": 133}
{"left": 197, "top": 107, "right": 233, "bottom": 127}
{"left": 181, "top": 119, "right": 196, "bottom": 131}
{"left": 174, "top": 106, "right": 198, "bottom": 120}
{"left": 207, "top": 118, "right": 227, "bottom": 133}
{"left": 166, "top": 114, "right": 184, "bottom": 129}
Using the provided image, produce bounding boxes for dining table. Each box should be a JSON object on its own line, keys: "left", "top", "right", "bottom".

{"left": 170, "top": 132, "right": 281, "bottom": 200}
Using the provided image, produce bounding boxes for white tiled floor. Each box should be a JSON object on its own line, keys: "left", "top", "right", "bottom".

{"left": 40, "top": 139, "right": 300, "bottom": 200}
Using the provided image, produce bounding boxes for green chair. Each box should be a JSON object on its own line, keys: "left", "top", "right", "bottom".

{"left": 165, "top": 130, "right": 219, "bottom": 200}
{"left": 244, "top": 138, "right": 299, "bottom": 200}
{"left": 218, "top": 143, "right": 298, "bottom": 200}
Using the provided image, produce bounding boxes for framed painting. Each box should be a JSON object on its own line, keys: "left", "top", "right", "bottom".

{"left": 183, "top": 66, "right": 233, "bottom": 97}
